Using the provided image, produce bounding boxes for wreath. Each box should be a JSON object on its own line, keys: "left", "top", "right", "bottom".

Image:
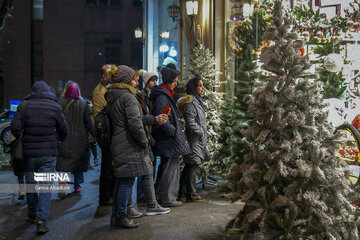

{"left": 228, "top": 24, "right": 248, "bottom": 52}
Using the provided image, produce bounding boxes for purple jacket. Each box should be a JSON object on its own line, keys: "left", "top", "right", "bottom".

{"left": 11, "top": 81, "right": 68, "bottom": 157}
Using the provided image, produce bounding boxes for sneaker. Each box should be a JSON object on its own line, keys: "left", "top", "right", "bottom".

{"left": 27, "top": 211, "right": 36, "bottom": 223}
{"left": 127, "top": 205, "right": 143, "bottom": 218}
{"left": 178, "top": 197, "right": 186, "bottom": 202}
{"left": 187, "top": 195, "right": 205, "bottom": 202}
{"left": 18, "top": 192, "right": 25, "bottom": 200}
{"left": 74, "top": 185, "right": 81, "bottom": 193}
{"left": 145, "top": 204, "right": 171, "bottom": 216}
{"left": 36, "top": 221, "right": 49, "bottom": 234}
{"left": 161, "top": 201, "right": 183, "bottom": 207}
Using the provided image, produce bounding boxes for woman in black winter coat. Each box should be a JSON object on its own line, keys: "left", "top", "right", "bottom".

{"left": 57, "top": 82, "right": 95, "bottom": 194}
{"left": 178, "top": 78, "right": 210, "bottom": 202}
{"left": 106, "top": 65, "right": 170, "bottom": 229}
{"left": 151, "top": 65, "right": 191, "bottom": 207}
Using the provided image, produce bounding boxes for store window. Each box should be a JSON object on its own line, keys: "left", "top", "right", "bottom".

{"left": 33, "top": 0, "right": 43, "bottom": 20}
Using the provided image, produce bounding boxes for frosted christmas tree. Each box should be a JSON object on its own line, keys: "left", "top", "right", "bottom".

{"left": 185, "top": 40, "right": 223, "bottom": 177}
{"left": 226, "top": 1, "right": 359, "bottom": 239}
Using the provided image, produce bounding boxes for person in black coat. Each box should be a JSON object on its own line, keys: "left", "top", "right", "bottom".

{"left": 151, "top": 65, "right": 191, "bottom": 207}
{"left": 106, "top": 65, "right": 170, "bottom": 229}
{"left": 11, "top": 81, "right": 68, "bottom": 234}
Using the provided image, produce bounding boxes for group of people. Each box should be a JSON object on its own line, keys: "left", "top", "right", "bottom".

{"left": 10, "top": 62, "right": 210, "bottom": 234}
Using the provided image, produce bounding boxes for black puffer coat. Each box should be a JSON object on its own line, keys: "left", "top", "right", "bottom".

{"left": 151, "top": 86, "right": 191, "bottom": 158}
{"left": 105, "top": 83, "right": 152, "bottom": 178}
{"left": 56, "top": 98, "right": 94, "bottom": 172}
{"left": 11, "top": 81, "right": 68, "bottom": 158}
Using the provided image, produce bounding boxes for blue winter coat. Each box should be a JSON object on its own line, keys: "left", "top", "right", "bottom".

{"left": 11, "top": 81, "right": 68, "bottom": 158}
{"left": 151, "top": 85, "right": 191, "bottom": 158}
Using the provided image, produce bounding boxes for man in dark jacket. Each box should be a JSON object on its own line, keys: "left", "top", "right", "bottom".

{"left": 11, "top": 81, "right": 67, "bottom": 234}
{"left": 92, "top": 64, "right": 117, "bottom": 206}
{"left": 151, "top": 65, "right": 191, "bottom": 207}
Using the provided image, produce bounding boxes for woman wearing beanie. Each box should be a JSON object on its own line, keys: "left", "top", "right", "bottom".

{"left": 151, "top": 66, "right": 191, "bottom": 207}
{"left": 105, "top": 65, "right": 170, "bottom": 229}
{"left": 177, "top": 78, "right": 210, "bottom": 202}
{"left": 57, "top": 82, "right": 95, "bottom": 196}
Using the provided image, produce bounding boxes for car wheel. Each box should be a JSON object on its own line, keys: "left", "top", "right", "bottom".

{"left": 1, "top": 127, "right": 12, "bottom": 146}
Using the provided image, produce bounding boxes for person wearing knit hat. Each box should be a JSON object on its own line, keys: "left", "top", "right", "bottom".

{"left": 150, "top": 66, "right": 191, "bottom": 208}
{"left": 112, "top": 65, "right": 136, "bottom": 84}
{"left": 105, "top": 65, "right": 170, "bottom": 229}
{"left": 160, "top": 66, "right": 180, "bottom": 85}
{"left": 141, "top": 71, "right": 157, "bottom": 115}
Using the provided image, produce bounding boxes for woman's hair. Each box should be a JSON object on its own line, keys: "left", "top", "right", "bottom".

{"left": 189, "top": 77, "right": 201, "bottom": 88}
{"left": 132, "top": 70, "right": 141, "bottom": 81}
{"left": 102, "top": 64, "right": 118, "bottom": 79}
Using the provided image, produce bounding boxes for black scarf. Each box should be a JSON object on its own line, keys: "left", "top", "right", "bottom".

{"left": 185, "top": 79, "right": 204, "bottom": 109}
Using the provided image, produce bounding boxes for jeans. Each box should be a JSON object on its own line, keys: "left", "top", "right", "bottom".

{"left": 112, "top": 177, "right": 135, "bottom": 217}
{"left": 24, "top": 156, "right": 56, "bottom": 223}
{"left": 128, "top": 175, "right": 157, "bottom": 209}
{"left": 73, "top": 171, "right": 84, "bottom": 186}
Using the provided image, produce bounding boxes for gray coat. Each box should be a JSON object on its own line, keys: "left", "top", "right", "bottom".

{"left": 105, "top": 83, "right": 152, "bottom": 178}
{"left": 178, "top": 95, "right": 210, "bottom": 165}
{"left": 56, "top": 98, "right": 94, "bottom": 172}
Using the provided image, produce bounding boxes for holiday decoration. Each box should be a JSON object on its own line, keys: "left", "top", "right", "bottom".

{"left": 225, "top": 1, "right": 359, "bottom": 238}
{"left": 324, "top": 53, "right": 343, "bottom": 72}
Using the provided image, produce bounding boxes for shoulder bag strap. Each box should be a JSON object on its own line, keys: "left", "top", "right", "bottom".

{"left": 63, "top": 99, "right": 75, "bottom": 113}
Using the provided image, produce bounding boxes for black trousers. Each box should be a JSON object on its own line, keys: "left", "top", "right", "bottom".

{"left": 98, "top": 140, "right": 115, "bottom": 202}
{"left": 179, "top": 163, "right": 199, "bottom": 199}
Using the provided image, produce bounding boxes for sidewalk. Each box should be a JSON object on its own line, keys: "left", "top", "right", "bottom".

{"left": 0, "top": 164, "right": 243, "bottom": 240}
{"left": 0, "top": 170, "right": 18, "bottom": 210}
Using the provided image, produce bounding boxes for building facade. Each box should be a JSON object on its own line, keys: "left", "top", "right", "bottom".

{"left": 0, "top": 0, "right": 143, "bottom": 109}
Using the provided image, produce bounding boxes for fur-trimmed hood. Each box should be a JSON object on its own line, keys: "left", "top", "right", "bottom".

{"left": 105, "top": 83, "right": 137, "bottom": 105}
{"left": 177, "top": 95, "right": 193, "bottom": 115}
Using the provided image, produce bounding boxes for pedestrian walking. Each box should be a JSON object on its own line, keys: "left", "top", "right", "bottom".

{"left": 92, "top": 64, "right": 117, "bottom": 206}
{"left": 151, "top": 64, "right": 191, "bottom": 207}
{"left": 56, "top": 82, "right": 95, "bottom": 195}
{"left": 10, "top": 81, "right": 68, "bottom": 234}
{"left": 178, "top": 78, "right": 210, "bottom": 202}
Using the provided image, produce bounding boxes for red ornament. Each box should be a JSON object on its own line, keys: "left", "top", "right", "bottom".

{"left": 299, "top": 47, "right": 305, "bottom": 57}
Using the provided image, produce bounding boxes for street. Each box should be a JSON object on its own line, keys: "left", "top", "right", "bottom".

{"left": 0, "top": 160, "right": 242, "bottom": 240}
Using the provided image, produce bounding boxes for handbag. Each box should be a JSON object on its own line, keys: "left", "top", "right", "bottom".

{"left": 10, "top": 101, "right": 27, "bottom": 175}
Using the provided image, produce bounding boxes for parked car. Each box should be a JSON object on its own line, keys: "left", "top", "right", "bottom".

{"left": 0, "top": 110, "right": 12, "bottom": 146}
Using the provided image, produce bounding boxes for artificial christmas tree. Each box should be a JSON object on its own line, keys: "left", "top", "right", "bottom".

{"left": 226, "top": 1, "right": 359, "bottom": 239}
{"left": 185, "top": 40, "right": 223, "bottom": 178}
{"left": 216, "top": 6, "right": 271, "bottom": 179}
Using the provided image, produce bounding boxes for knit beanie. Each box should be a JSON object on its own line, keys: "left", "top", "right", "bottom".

{"left": 161, "top": 67, "right": 180, "bottom": 84}
{"left": 142, "top": 71, "right": 157, "bottom": 85}
{"left": 112, "top": 65, "right": 136, "bottom": 84}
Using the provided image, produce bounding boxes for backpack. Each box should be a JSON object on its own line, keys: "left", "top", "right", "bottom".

{"left": 94, "top": 106, "right": 112, "bottom": 144}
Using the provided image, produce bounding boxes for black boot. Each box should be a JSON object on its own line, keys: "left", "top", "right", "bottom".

{"left": 113, "top": 214, "right": 139, "bottom": 229}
